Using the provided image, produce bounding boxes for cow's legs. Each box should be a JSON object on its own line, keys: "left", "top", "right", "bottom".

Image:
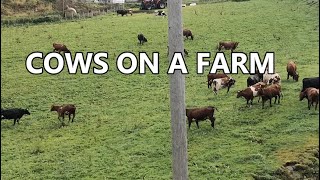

{"left": 188, "top": 119, "right": 192, "bottom": 129}
{"left": 195, "top": 121, "right": 199, "bottom": 129}
{"left": 72, "top": 113, "right": 75, "bottom": 122}
{"left": 210, "top": 117, "right": 215, "bottom": 128}
{"left": 315, "top": 101, "right": 318, "bottom": 110}
{"left": 269, "top": 99, "right": 272, "bottom": 107}
{"left": 13, "top": 119, "right": 17, "bottom": 125}
{"left": 274, "top": 96, "right": 277, "bottom": 104}
{"left": 287, "top": 73, "right": 289, "bottom": 80}
{"left": 308, "top": 100, "right": 311, "bottom": 110}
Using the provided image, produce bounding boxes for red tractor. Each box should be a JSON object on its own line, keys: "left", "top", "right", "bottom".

{"left": 140, "top": 0, "right": 167, "bottom": 10}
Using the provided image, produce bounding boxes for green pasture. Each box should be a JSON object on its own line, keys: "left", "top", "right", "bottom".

{"left": 1, "top": 0, "right": 319, "bottom": 179}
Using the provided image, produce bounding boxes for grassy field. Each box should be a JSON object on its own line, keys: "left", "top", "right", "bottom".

{"left": 1, "top": 0, "right": 319, "bottom": 179}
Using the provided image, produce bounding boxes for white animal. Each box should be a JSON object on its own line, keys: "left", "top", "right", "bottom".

{"left": 65, "top": 5, "right": 77, "bottom": 18}
{"left": 211, "top": 77, "right": 236, "bottom": 94}
{"left": 263, "top": 72, "right": 281, "bottom": 85}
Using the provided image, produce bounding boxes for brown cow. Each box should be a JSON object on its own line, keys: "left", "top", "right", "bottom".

{"left": 51, "top": 104, "right": 76, "bottom": 122}
{"left": 217, "top": 41, "right": 239, "bottom": 52}
{"left": 257, "top": 84, "right": 283, "bottom": 108}
{"left": 299, "top": 87, "right": 319, "bottom": 110}
{"left": 186, "top": 106, "right": 218, "bottom": 129}
{"left": 207, "top": 73, "right": 229, "bottom": 88}
{"left": 183, "top": 29, "right": 194, "bottom": 40}
{"left": 286, "top": 61, "right": 299, "bottom": 81}
{"left": 53, "top": 43, "right": 71, "bottom": 53}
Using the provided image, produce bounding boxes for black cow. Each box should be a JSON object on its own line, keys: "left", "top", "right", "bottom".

{"left": 138, "top": 34, "right": 148, "bottom": 45}
{"left": 301, "top": 77, "right": 319, "bottom": 92}
{"left": 1, "top": 108, "right": 30, "bottom": 125}
{"left": 116, "top": 9, "right": 132, "bottom": 16}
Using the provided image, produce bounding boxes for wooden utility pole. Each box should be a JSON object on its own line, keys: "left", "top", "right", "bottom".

{"left": 168, "top": 0, "right": 188, "bottom": 179}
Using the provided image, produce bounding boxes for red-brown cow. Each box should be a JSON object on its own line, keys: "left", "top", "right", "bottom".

{"left": 257, "top": 84, "right": 283, "bottom": 108}
{"left": 53, "top": 43, "right": 71, "bottom": 53}
{"left": 299, "top": 87, "right": 319, "bottom": 110}
{"left": 217, "top": 41, "right": 239, "bottom": 52}
{"left": 186, "top": 106, "right": 218, "bottom": 129}
{"left": 183, "top": 29, "right": 194, "bottom": 40}
{"left": 51, "top": 104, "right": 76, "bottom": 122}
{"left": 286, "top": 61, "right": 299, "bottom": 81}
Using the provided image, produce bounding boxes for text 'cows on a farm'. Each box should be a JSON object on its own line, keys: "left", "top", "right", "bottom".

{"left": 25, "top": 52, "right": 275, "bottom": 74}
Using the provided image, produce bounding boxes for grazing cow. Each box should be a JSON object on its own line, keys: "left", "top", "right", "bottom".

{"left": 53, "top": 43, "right": 71, "bottom": 53}
{"left": 263, "top": 72, "right": 281, "bottom": 85}
{"left": 51, "top": 104, "right": 76, "bottom": 122}
{"left": 257, "top": 84, "right": 283, "bottom": 108}
{"left": 207, "top": 73, "right": 229, "bottom": 88}
{"left": 183, "top": 29, "right": 194, "bottom": 40}
{"left": 299, "top": 87, "right": 319, "bottom": 110}
{"left": 217, "top": 41, "right": 239, "bottom": 52}
{"left": 286, "top": 61, "right": 299, "bottom": 81}
{"left": 236, "top": 82, "right": 266, "bottom": 106}
{"left": 138, "top": 34, "right": 148, "bottom": 45}
{"left": 247, "top": 73, "right": 262, "bottom": 87}
{"left": 116, "top": 9, "right": 132, "bottom": 16}
{"left": 212, "top": 77, "right": 236, "bottom": 94}
{"left": 301, "top": 77, "right": 319, "bottom": 92}
{"left": 185, "top": 106, "right": 218, "bottom": 129}
{"left": 1, "top": 108, "right": 30, "bottom": 125}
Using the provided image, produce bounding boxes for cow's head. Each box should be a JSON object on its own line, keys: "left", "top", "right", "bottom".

{"left": 299, "top": 91, "right": 306, "bottom": 101}
{"left": 234, "top": 42, "right": 239, "bottom": 48}
{"left": 143, "top": 37, "right": 148, "bottom": 42}
{"left": 293, "top": 72, "right": 299, "bottom": 82}
{"left": 24, "top": 109, "right": 30, "bottom": 115}
{"left": 236, "top": 90, "right": 242, "bottom": 98}
{"left": 228, "top": 78, "right": 236, "bottom": 86}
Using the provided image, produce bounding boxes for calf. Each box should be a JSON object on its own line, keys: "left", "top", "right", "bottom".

{"left": 1, "top": 108, "right": 30, "bottom": 125}
{"left": 51, "top": 104, "right": 76, "bottom": 122}
{"left": 217, "top": 41, "right": 239, "bottom": 52}
{"left": 53, "top": 43, "right": 71, "bottom": 53}
{"left": 299, "top": 87, "right": 319, "bottom": 110}
{"left": 257, "top": 84, "right": 283, "bottom": 108}
{"left": 207, "top": 73, "right": 229, "bottom": 88}
{"left": 185, "top": 106, "right": 218, "bottom": 129}
{"left": 138, "top": 34, "right": 148, "bottom": 45}
{"left": 286, "top": 61, "right": 299, "bottom": 81}
{"left": 263, "top": 72, "right": 281, "bottom": 85}
{"left": 212, "top": 77, "right": 236, "bottom": 94}
{"left": 183, "top": 29, "right": 194, "bottom": 40}
{"left": 301, "top": 77, "right": 319, "bottom": 92}
{"left": 116, "top": 9, "right": 132, "bottom": 16}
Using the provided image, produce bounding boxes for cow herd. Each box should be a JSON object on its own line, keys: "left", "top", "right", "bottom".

{"left": 1, "top": 11, "right": 319, "bottom": 129}
{"left": 187, "top": 61, "right": 319, "bottom": 129}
